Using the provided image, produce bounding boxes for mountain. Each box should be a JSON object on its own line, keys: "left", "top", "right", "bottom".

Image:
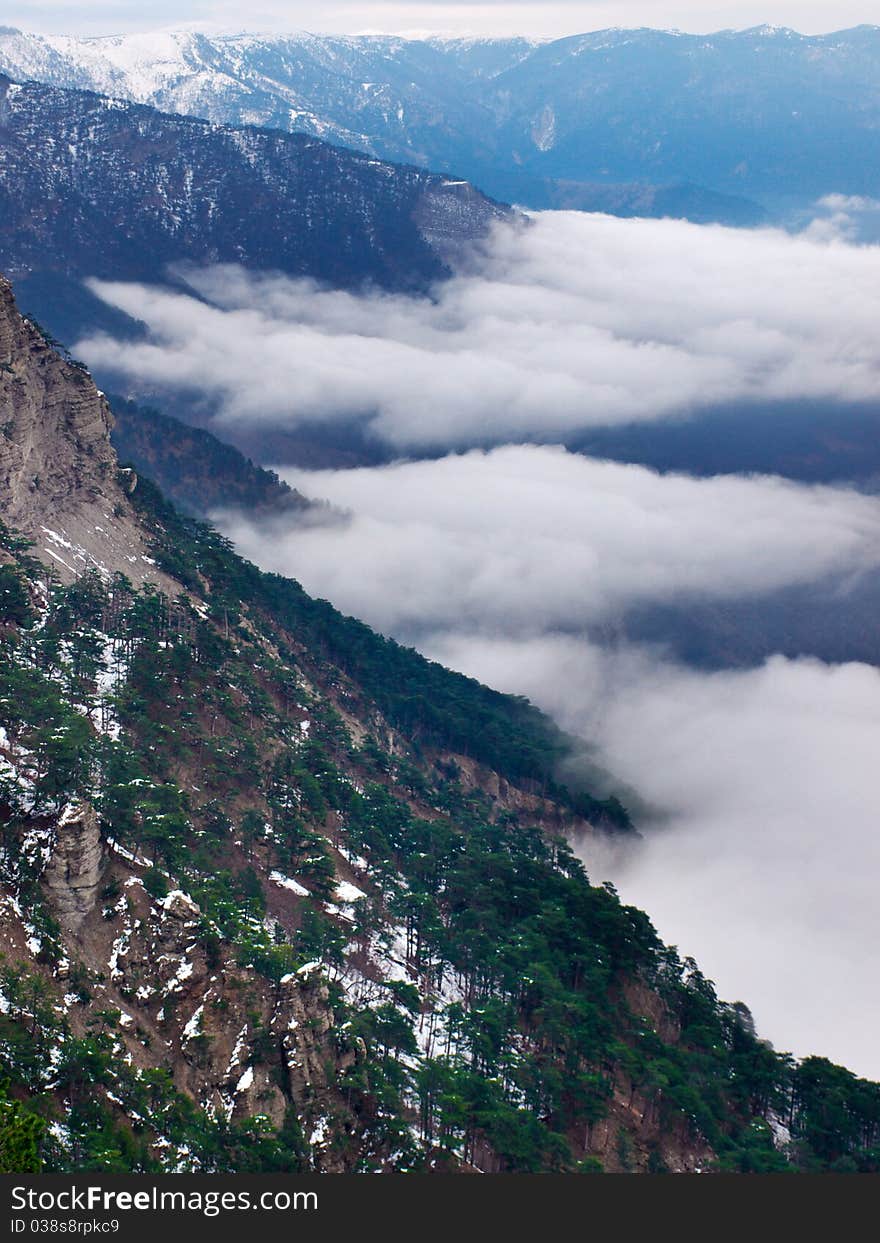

{"left": 3, "top": 272, "right": 880, "bottom": 1173}
{"left": 3, "top": 26, "right": 880, "bottom": 218}
{"left": 108, "top": 397, "right": 315, "bottom": 523}
{"left": 107, "top": 402, "right": 880, "bottom": 676}
{"left": 0, "top": 73, "right": 510, "bottom": 345}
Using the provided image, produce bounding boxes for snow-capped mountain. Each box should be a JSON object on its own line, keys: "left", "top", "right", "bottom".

{"left": 0, "top": 73, "right": 509, "bottom": 344}
{"left": 2, "top": 25, "right": 880, "bottom": 218}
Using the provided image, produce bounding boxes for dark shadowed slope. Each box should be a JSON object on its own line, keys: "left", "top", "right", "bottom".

{"left": 108, "top": 397, "right": 315, "bottom": 523}
{"left": 0, "top": 74, "right": 511, "bottom": 343}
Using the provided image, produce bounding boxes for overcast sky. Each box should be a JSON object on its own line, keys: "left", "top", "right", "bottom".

{"left": 4, "top": 1, "right": 879, "bottom": 39}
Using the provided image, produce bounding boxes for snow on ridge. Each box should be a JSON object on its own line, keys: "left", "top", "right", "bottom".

{"left": 181, "top": 1003, "right": 204, "bottom": 1041}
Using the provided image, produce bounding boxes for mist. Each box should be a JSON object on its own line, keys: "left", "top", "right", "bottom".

{"left": 81, "top": 209, "right": 880, "bottom": 452}
{"left": 221, "top": 446, "right": 880, "bottom": 636}
{"left": 77, "top": 203, "right": 880, "bottom": 1076}
{"left": 219, "top": 448, "right": 880, "bottom": 1077}
{"left": 426, "top": 632, "right": 880, "bottom": 1080}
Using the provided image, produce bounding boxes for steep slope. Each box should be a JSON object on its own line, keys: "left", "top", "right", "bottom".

{"left": 0, "top": 73, "right": 510, "bottom": 344}
{"left": 0, "top": 275, "right": 168, "bottom": 588}
{"left": 108, "top": 397, "right": 315, "bottom": 522}
{"left": 487, "top": 25, "right": 880, "bottom": 205}
{"left": 2, "top": 26, "right": 879, "bottom": 216}
{"left": 1, "top": 274, "right": 879, "bottom": 1173}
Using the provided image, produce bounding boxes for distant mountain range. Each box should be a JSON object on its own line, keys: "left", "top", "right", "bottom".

{"left": 2, "top": 25, "right": 879, "bottom": 220}
{"left": 0, "top": 72, "right": 508, "bottom": 343}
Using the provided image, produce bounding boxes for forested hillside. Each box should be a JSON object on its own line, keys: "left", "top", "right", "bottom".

{"left": 3, "top": 26, "right": 879, "bottom": 218}
{"left": 109, "top": 398, "right": 314, "bottom": 522}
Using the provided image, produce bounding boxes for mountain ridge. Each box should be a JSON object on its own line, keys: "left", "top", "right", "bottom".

{"left": 108, "top": 396, "right": 316, "bottom": 523}
{"left": 2, "top": 25, "right": 878, "bottom": 219}
{"left": 0, "top": 72, "right": 510, "bottom": 344}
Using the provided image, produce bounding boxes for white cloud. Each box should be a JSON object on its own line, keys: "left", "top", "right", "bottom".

{"left": 817, "top": 194, "right": 880, "bottom": 213}
{"left": 803, "top": 194, "right": 880, "bottom": 243}
{"left": 81, "top": 210, "right": 880, "bottom": 452}
{"left": 220, "top": 445, "right": 880, "bottom": 636}
{"left": 424, "top": 631, "right": 880, "bottom": 1079}
{"left": 217, "top": 446, "right": 880, "bottom": 1076}
{"left": 76, "top": 200, "right": 880, "bottom": 1079}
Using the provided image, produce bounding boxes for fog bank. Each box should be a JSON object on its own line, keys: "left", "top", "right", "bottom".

{"left": 81, "top": 209, "right": 880, "bottom": 451}
{"left": 219, "top": 447, "right": 880, "bottom": 1076}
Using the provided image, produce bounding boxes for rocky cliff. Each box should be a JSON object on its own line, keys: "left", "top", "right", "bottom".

{"left": 0, "top": 276, "right": 165, "bottom": 585}
{"left": 41, "top": 802, "right": 104, "bottom": 932}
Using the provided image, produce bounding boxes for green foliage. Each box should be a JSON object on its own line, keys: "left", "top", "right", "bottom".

{"left": 110, "top": 396, "right": 308, "bottom": 523}
{"left": 789, "top": 1057, "right": 880, "bottom": 1171}
{"left": 0, "top": 656, "right": 96, "bottom": 812}
{"left": 142, "top": 869, "right": 169, "bottom": 901}
{"left": 0, "top": 1078, "right": 44, "bottom": 1173}
{"left": 128, "top": 477, "right": 630, "bottom": 816}
{"left": 0, "top": 563, "right": 32, "bottom": 626}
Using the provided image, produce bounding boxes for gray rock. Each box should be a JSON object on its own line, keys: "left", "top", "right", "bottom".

{"left": 43, "top": 801, "right": 105, "bottom": 932}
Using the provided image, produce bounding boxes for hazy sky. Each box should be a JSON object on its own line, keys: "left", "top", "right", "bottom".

{"left": 3, "top": 1, "right": 879, "bottom": 39}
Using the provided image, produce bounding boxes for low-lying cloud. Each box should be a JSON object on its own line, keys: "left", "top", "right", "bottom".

{"left": 76, "top": 201, "right": 880, "bottom": 1076}
{"left": 805, "top": 193, "right": 880, "bottom": 243}
{"left": 219, "top": 447, "right": 880, "bottom": 1076}
{"left": 222, "top": 445, "right": 880, "bottom": 636}
{"left": 81, "top": 209, "right": 880, "bottom": 450}
{"left": 426, "top": 632, "right": 880, "bottom": 1080}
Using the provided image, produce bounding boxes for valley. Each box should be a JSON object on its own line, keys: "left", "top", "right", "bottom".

{"left": 1, "top": 13, "right": 879, "bottom": 1179}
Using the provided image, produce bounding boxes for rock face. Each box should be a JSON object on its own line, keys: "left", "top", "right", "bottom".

{"left": 79, "top": 874, "right": 352, "bottom": 1166}
{"left": 0, "top": 274, "right": 115, "bottom": 510}
{"left": 0, "top": 275, "right": 169, "bottom": 585}
{"left": 42, "top": 802, "right": 105, "bottom": 932}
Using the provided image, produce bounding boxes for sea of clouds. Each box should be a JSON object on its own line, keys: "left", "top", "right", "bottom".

{"left": 81, "top": 208, "right": 880, "bottom": 450}
{"left": 220, "top": 445, "right": 880, "bottom": 1077}
{"left": 81, "top": 209, "right": 880, "bottom": 1077}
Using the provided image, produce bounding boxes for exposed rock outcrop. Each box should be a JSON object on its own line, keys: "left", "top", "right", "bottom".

{"left": 0, "top": 274, "right": 172, "bottom": 587}
{"left": 42, "top": 801, "right": 104, "bottom": 932}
